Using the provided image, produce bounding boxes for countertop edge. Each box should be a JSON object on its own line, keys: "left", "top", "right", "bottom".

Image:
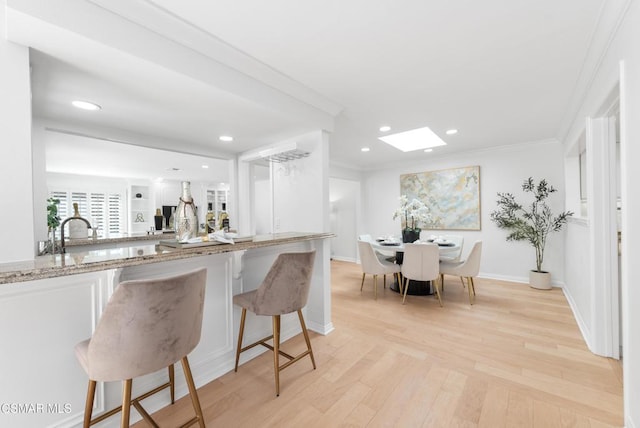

{"left": 1, "top": 232, "right": 334, "bottom": 285}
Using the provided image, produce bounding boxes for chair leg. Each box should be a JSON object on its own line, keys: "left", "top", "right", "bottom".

{"left": 297, "top": 310, "right": 316, "bottom": 369}
{"left": 182, "top": 356, "right": 206, "bottom": 428}
{"left": 82, "top": 380, "right": 96, "bottom": 428}
{"left": 120, "top": 379, "right": 132, "bottom": 428}
{"left": 460, "top": 276, "right": 466, "bottom": 289}
{"left": 273, "top": 315, "right": 281, "bottom": 396}
{"left": 440, "top": 274, "right": 445, "bottom": 293}
{"left": 467, "top": 277, "right": 474, "bottom": 305}
{"left": 383, "top": 274, "right": 386, "bottom": 289}
{"left": 168, "top": 364, "right": 175, "bottom": 404}
{"left": 433, "top": 276, "right": 444, "bottom": 307}
{"left": 235, "top": 308, "right": 247, "bottom": 372}
{"left": 373, "top": 274, "right": 378, "bottom": 300}
{"left": 402, "top": 277, "right": 410, "bottom": 304}
{"left": 360, "top": 273, "right": 366, "bottom": 291}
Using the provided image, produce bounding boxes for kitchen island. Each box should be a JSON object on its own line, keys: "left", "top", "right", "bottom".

{"left": 0, "top": 232, "right": 333, "bottom": 428}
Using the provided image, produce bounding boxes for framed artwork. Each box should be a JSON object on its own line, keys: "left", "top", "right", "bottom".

{"left": 400, "top": 165, "right": 481, "bottom": 230}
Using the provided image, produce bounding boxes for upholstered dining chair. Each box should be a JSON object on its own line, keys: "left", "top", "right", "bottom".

{"left": 439, "top": 240, "right": 482, "bottom": 305}
{"left": 358, "top": 234, "right": 394, "bottom": 262}
{"left": 357, "top": 240, "right": 401, "bottom": 300}
{"left": 439, "top": 235, "right": 464, "bottom": 263}
{"left": 74, "top": 268, "right": 208, "bottom": 428}
{"left": 234, "top": 251, "right": 317, "bottom": 396}
{"left": 400, "top": 243, "right": 442, "bottom": 306}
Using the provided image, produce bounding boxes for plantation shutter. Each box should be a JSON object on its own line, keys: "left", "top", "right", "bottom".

{"left": 49, "top": 189, "right": 125, "bottom": 238}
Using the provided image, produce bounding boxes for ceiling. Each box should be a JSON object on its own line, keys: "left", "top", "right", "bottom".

{"left": 11, "top": 0, "right": 607, "bottom": 176}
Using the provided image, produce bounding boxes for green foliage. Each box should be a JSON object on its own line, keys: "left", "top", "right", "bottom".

{"left": 47, "top": 197, "right": 61, "bottom": 231}
{"left": 490, "top": 177, "right": 573, "bottom": 272}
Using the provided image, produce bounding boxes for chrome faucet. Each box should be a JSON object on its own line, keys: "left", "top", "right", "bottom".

{"left": 59, "top": 216, "right": 93, "bottom": 253}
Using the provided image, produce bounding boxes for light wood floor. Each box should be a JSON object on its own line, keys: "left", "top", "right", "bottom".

{"left": 136, "top": 260, "right": 623, "bottom": 427}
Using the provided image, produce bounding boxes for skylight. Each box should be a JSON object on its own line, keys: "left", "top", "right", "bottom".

{"left": 378, "top": 126, "right": 447, "bottom": 152}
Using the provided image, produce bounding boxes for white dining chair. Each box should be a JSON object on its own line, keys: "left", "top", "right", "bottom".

{"left": 400, "top": 243, "right": 442, "bottom": 306}
{"left": 357, "top": 240, "right": 401, "bottom": 299}
{"left": 439, "top": 235, "right": 464, "bottom": 262}
{"left": 439, "top": 240, "right": 482, "bottom": 305}
{"left": 358, "top": 234, "right": 394, "bottom": 262}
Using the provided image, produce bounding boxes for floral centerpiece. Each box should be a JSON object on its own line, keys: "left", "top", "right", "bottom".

{"left": 393, "top": 195, "right": 433, "bottom": 243}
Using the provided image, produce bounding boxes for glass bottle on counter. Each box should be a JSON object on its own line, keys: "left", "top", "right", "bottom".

{"left": 218, "top": 202, "right": 229, "bottom": 232}
{"left": 68, "top": 202, "right": 89, "bottom": 239}
{"left": 206, "top": 203, "right": 216, "bottom": 233}
{"left": 168, "top": 207, "right": 176, "bottom": 231}
{"left": 154, "top": 208, "right": 164, "bottom": 231}
{"left": 175, "top": 181, "right": 198, "bottom": 241}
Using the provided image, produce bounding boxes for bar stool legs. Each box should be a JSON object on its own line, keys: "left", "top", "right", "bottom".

{"left": 234, "top": 309, "right": 316, "bottom": 396}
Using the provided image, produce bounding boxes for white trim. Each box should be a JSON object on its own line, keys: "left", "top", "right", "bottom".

{"left": 562, "top": 285, "right": 594, "bottom": 352}
{"left": 585, "top": 116, "right": 620, "bottom": 358}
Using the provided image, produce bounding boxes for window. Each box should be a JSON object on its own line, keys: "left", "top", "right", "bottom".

{"left": 49, "top": 189, "right": 125, "bottom": 238}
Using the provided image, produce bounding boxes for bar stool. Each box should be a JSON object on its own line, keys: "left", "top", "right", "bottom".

{"left": 74, "top": 268, "right": 208, "bottom": 428}
{"left": 233, "top": 250, "right": 317, "bottom": 396}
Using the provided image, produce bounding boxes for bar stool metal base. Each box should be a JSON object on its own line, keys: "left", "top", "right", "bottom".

{"left": 82, "top": 358, "right": 205, "bottom": 428}
{"left": 234, "top": 308, "right": 316, "bottom": 396}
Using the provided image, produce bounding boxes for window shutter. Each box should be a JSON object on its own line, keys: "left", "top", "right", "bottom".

{"left": 49, "top": 189, "right": 125, "bottom": 238}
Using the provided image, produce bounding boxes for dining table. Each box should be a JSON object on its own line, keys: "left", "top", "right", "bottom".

{"left": 371, "top": 238, "right": 461, "bottom": 296}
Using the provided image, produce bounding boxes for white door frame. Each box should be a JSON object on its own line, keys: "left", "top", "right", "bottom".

{"left": 585, "top": 114, "right": 620, "bottom": 358}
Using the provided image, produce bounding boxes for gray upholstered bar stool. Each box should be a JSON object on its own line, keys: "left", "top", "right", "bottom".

{"left": 234, "top": 250, "right": 317, "bottom": 396}
{"left": 74, "top": 268, "right": 208, "bottom": 428}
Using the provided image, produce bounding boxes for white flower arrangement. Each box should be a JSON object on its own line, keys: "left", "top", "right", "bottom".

{"left": 392, "top": 195, "right": 433, "bottom": 231}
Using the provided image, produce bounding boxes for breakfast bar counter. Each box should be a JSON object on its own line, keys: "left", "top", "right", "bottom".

{"left": 0, "top": 232, "right": 333, "bottom": 285}
{"left": 0, "top": 231, "right": 333, "bottom": 428}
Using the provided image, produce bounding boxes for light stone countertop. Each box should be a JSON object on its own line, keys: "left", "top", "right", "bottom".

{"left": 0, "top": 232, "right": 333, "bottom": 285}
{"left": 62, "top": 231, "right": 175, "bottom": 247}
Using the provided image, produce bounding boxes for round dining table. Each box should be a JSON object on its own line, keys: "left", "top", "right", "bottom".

{"left": 370, "top": 239, "right": 461, "bottom": 295}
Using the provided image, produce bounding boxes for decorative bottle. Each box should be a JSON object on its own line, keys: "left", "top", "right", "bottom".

{"left": 206, "top": 203, "right": 216, "bottom": 233}
{"left": 168, "top": 207, "right": 176, "bottom": 231}
{"left": 218, "top": 202, "right": 229, "bottom": 232}
{"left": 154, "top": 208, "right": 164, "bottom": 231}
{"left": 175, "top": 181, "right": 198, "bottom": 241}
{"left": 68, "top": 203, "right": 89, "bottom": 239}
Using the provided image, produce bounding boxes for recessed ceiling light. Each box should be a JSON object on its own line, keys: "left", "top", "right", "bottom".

{"left": 424, "top": 148, "right": 433, "bottom": 153}
{"left": 361, "top": 147, "right": 370, "bottom": 152}
{"left": 219, "top": 135, "right": 233, "bottom": 142}
{"left": 201, "top": 165, "right": 209, "bottom": 169}
{"left": 446, "top": 129, "right": 458, "bottom": 135}
{"left": 72, "top": 100, "right": 101, "bottom": 111}
{"left": 379, "top": 126, "right": 391, "bottom": 132}
{"left": 379, "top": 126, "right": 447, "bottom": 152}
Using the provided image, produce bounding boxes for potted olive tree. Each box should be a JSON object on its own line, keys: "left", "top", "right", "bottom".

{"left": 490, "top": 177, "right": 573, "bottom": 289}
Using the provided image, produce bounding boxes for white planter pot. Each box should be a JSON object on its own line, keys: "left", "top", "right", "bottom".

{"left": 529, "top": 270, "right": 552, "bottom": 289}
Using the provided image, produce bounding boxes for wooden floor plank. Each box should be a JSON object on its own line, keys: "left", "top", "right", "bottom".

{"left": 133, "top": 260, "right": 623, "bottom": 427}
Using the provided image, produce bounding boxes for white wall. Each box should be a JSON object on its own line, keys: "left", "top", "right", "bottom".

{"left": 273, "top": 131, "right": 330, "bottom": 233}
{"left": 0, "top": 4, "right": 34, "bottom": 262}
{"left": 254, "top": 178, "right": 271, "bottom": 234}
{"left": 362, "top": 140, "right": 567, "bottom": 284}
{"left": 563, "top": 218, "right": 591, "bottom": 343}
{"left": 560, "top": 2, "right": 640, "bottom": 426}
{"left": 329, "top": 177, "right": 360, "bottom": 262}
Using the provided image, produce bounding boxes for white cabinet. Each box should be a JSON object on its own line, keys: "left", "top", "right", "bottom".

{"left": 129, "top": 185, "right": 152, "bottom": 234}
{"left": 207, "top": 189, "right": 229, "bottom": 225}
